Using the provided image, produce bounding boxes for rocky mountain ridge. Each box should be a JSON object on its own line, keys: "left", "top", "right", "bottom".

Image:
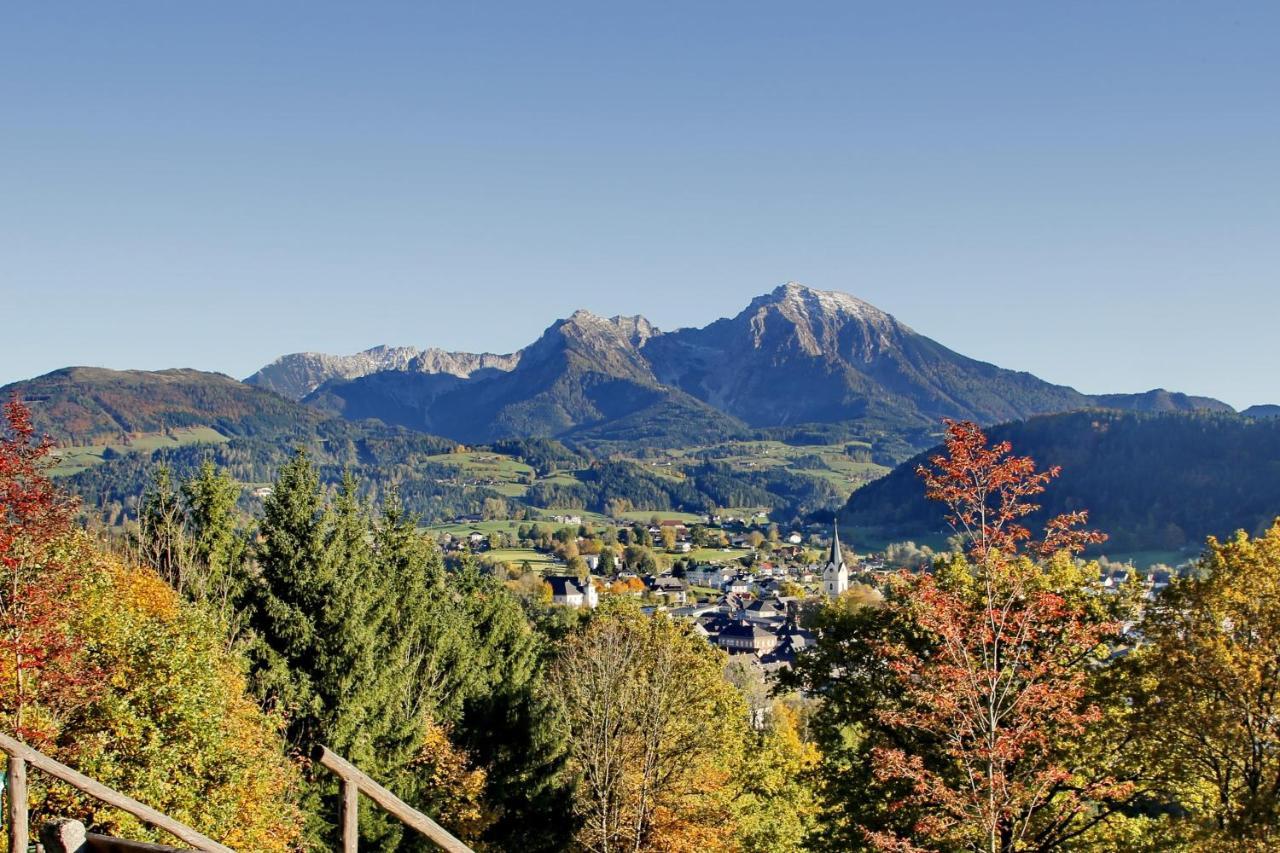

{"left": 286, "top": 282, "right": 1237, "bottom": 447}
{"left": 246, "top": 344, "right": 519, "bottom": 400}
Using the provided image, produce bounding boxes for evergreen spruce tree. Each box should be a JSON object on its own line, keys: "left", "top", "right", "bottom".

{"left": 450, "top": 565, "right": 574, "bottom": 852}
{"left": 181, "top": 459, "right": 249, "bottom": 632}
{"left": 249, "top": 449, "right": 330, "bottom": 738}
{"left": 249, "top": 460, "right": 572, "bottom": 848}
{"left": 248, "top": 450, "right": 340, "bottom": 845}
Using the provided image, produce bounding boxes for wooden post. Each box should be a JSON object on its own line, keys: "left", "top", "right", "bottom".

{"left": 340, "top": 777, "right": 358, "bottom": 853}
{"left": 312, "top": 745, "right": 472, "bottom": 853}
{"left": 0, "top": 734, "right": 231, "bottom": 853}
{"left": 7, "top": 754, "right": 27, "bottom": 853}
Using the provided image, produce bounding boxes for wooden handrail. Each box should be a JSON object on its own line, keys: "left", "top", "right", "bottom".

{"left": 310, "top": 745, "right": 473, "bottom": 853}
{"left": 0, "top": 733, "right": 233, "bottom": 853}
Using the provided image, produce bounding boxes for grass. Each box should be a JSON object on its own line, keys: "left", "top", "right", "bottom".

{"left": 687, "top": 547, "right": 753, "bottom": 564}
{"left": 422, "top": 450, "right": 535, "bottom": 478}
{"left": 482, "top": 548, "right": 563, "bottom": 571}
{"left": 630, "top": 439, "right": 891, "bottom": 503}
{"left": 618, "top": 510, "right": 705, "bottom": 524}
{"left": 418, "top": 451, "right": 590, "bottom": 501}
{"left": 423, "top": 520, "right": 530, "bottom": 537}
{"left": 422, "top": 516, "right": 600, "bottom": 538}
{"left": 49, "top": 426, "right": 229, "bottom": 476}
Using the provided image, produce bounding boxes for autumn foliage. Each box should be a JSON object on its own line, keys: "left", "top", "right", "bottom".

{"left": 0, "top": 395, "right": 83, "bottom": 742}
{"left": 869, "top": 420, "right": 1122, "bottom": 853}
{"left": 0, "top": 398, "right": 301, "bottom": 849}
{"left": 915, "top": 419, "right": 1105, "bottom": 566}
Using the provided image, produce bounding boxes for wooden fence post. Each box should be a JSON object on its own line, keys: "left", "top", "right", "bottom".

{"left": 312, "top": 745, "right": 472, "bottom": 853}
{"left": 0, "top": 734, "right": 231, "bottom": 853}
{"left": 7, "top": 754, "right": 27, "bottom": 853}
{"left": 341, "top": 777, "right": 358, "bottom": 853}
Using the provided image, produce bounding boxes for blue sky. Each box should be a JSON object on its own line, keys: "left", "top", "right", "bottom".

{"left": 2, "top": 3, "right": 1277, "bottom": 408}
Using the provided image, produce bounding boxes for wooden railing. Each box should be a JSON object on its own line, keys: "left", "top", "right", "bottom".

{"left": 311, "top": 745, "right": 473, "bottom": 853}
{"left": 0, "top": 733, "right": 232, "bottom": 853}
{"left": 0, "top": 734, "right": 473, "bottom": 853}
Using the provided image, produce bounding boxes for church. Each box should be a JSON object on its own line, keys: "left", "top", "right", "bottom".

{"left": 823, "top": 523, "right": 850, "bottom": 597}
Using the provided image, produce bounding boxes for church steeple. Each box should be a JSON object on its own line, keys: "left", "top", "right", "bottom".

{"left": 829, "top": 522, "right": 844, "bottom": 569}
{"left": 824, "top": 521, "right": 850, "bottom": 597}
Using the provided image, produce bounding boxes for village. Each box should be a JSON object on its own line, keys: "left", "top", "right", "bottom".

{"left": 436, "top": 512, "right": 888, "bottom": 672}
{"left": 436, "top": 507, "right": 1184, "bottom": 679}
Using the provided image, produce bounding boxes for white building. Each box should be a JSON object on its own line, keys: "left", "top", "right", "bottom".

{"left": 823, "top": 524, "right": 850, "bottom": 597}
{"left": 547, "top": 575, "right": 599, "bottom": 609}
{"left": 687, "top": 565, "right": 735, "bottom": 588}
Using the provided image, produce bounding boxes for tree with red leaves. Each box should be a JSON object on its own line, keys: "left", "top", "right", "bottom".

{"left": 0, "top": 396, "right": 82, "bottom": 742}
{"left": 867, "top": 420, "right": 1127, "bottom": 853}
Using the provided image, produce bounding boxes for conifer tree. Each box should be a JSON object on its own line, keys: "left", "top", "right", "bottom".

{"left": 249, "top": 449, "right": 330, "bottom": 738}
{"left": 181, "top": 459, "right": 249, "bottom": 633}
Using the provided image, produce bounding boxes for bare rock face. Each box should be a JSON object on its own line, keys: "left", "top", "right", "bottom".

{"left": 408, "top": 348, "right": 520, "bottom": 378}
{"left": 244, "top": 345, "right": 422, "bottom": 399}
{"left": 245, "top": 345, "right": 517, "bottom": 400}
{"left": 643, "top": 282, "right": 1090, "bottom": 427}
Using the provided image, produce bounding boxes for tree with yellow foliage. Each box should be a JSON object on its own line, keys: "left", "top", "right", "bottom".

{"left": 733, "top": 702, "right": 822, "bottom": 853}
{"left": 551, "top": 602, "right": 747, "bottom": 851}
{"left": 34, "top": 543, "right": 303, "bottom": 850}
{"left": 1124, "top": 521, "right": 1280, "bottom": 846}
{"left": 1, "top": 399, "right": 301, "bottom": 849}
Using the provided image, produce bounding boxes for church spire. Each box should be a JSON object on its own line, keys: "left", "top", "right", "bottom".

{"left": 824, "top": 520, "right": 850, "bottom": 597}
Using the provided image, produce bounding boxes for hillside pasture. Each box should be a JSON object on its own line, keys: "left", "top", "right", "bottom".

{"left": 49, "top": 426, "right": 229, "bottom": 476}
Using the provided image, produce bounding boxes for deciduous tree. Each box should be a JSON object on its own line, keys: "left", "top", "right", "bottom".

{"left": 551, "top": 603, "right": 746, "bottom": 851}
{"left": 867, "top": 420, "right": 1120, "bottom": 853}
{"left": 1124, "top": 521, "right": 1280, "bottom": 845}
{"left": 0, "top": 396, "right": 81, "bottom": 741}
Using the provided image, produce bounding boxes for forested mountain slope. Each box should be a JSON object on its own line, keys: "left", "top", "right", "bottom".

{"left": 842, "top": 410, "right": 1280, "bottom": 552}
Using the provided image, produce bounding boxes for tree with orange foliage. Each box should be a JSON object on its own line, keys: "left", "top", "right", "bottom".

{"left": 0, "top": 396, "right": 83, "bottom": 742}
{"left": 866, "top": 420, "right": 1130, "bottom": 853}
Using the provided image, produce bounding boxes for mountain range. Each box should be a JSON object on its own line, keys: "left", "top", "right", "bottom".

{"left": 246, "top": 282, "right": 1234, "bottom": 450}
{"left": 4, "top": 282, "right": 1275, "bottom": 552}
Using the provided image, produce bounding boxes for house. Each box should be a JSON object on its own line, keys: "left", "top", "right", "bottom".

{"left": 687, "top": 564, "right": 734, "bottom": 588}
{"left": 757, "top": 624, "right": 817, "bottom": 672}
{"left": 724, "top": 574, "right": 754, "bottom": 595}
{"left": 741, "top": 597, "right": 786, "bottom": 624}
{"left": 716, "top": 620, "right": 780, "bottom": 654}
{"left": 760, "top": 578, "right": 785, "bottom": 596}
{"left": 787, "top": 532, "right": 803, "bottom": 545}
{"left": 583, "top": 554, "right": 601, "bottom": 571}
{"left": 648, "top": 574, "right": 689, "bottom": 604}
{"left": 546, "top": 576, "right": 599, "bottom": 609}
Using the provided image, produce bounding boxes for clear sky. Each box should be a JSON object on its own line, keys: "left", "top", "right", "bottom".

{"left": 2, "top": 3, "right": 1277, "bottom": 408}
